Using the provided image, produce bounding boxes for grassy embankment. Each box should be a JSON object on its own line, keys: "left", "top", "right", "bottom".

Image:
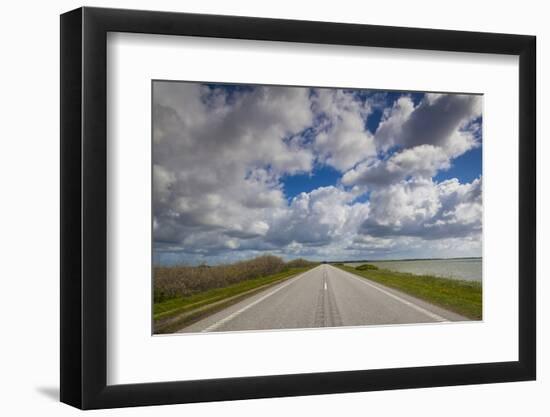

{"left": 154, "top": 256, "right": 316, "bottom": 333}
{"left": 336, "top": 264, "right": 482, "bottom": 320}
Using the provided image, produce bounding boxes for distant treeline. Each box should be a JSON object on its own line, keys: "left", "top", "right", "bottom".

{"left": 154, "top": 255, "right": 316, "bottom": 302}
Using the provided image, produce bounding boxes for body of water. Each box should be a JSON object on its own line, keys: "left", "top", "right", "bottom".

{"left": 345, "top": 258, "right": 482, "bottom": 282}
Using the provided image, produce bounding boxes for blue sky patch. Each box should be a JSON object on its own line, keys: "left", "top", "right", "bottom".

{"left": 435, "top": 147, "right": 482, "bottom": 184}
{"left": 282, "top": 165, "right": 341, "bottom": 200}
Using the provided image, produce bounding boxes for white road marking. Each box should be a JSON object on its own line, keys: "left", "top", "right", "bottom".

{"left": 201, "top": 270, "right": 311, "bottom": 332}
{"left": 324, "top": 281, "right": 327, "bottom": 291}
{"left": 337, "top": 267, "right": 449, "bottom": 322}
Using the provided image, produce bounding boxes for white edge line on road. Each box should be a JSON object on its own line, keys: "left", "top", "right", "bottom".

{"left": 339, "top": 268, "right": 449, "bottom": 322}
{"left": 201, "top": 269, "right": 312, "bottom": 332}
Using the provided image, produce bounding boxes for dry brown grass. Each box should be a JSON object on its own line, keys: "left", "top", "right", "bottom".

{"left": 154, "top": 255, "right": 316, "bottom": 302}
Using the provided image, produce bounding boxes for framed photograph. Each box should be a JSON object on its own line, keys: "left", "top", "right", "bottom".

{"left": 60, "top": 6, "right": 536, "bottom": 409}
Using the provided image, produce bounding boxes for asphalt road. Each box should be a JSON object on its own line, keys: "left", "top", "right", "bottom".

{"left": 178, "top": 264, "right": 469, "bottom": 333}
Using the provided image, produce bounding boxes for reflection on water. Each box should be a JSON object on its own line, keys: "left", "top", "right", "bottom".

{"left": 346, "top": 258, "right": 482, "bottom": 282}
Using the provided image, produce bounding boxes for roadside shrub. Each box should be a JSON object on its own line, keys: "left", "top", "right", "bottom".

{"left": 285, "top": 258, "right": 317, "bottom": 268}
{"left": 154, "top": 255, "right": 287, "bottom": 301}
{"left": 355, "top": 264, "right": 379, "bottom": 271}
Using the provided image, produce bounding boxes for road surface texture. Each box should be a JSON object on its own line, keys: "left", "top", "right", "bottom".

{"left": 178, "top": 264, "right": 468, "bottom": 333}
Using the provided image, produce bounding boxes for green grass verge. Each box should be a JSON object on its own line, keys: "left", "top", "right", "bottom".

{"left": 153, "top": 266, "right": 313, "bottom": 332}
{"left": 338, "top": 265, "right": 482, "bottom": 320}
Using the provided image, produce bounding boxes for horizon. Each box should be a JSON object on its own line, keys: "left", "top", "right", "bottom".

{"left": 153, "top": 81, "right": 482, "bottom": 266}
{"left": 154, "top": 254, "right": 482, "bottom": 268}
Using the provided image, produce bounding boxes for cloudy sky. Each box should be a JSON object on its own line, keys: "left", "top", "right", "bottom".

{"left": 152, "top": 81, "right": 482, "bottom": 265}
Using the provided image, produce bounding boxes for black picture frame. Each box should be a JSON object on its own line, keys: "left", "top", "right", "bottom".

{"left": 60, "top": 6, "right": 536, "bottom": 410}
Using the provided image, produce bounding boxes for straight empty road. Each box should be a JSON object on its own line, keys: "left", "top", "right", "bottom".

{"left": 178, "top": 264, "right": 468, "bottom": 333}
